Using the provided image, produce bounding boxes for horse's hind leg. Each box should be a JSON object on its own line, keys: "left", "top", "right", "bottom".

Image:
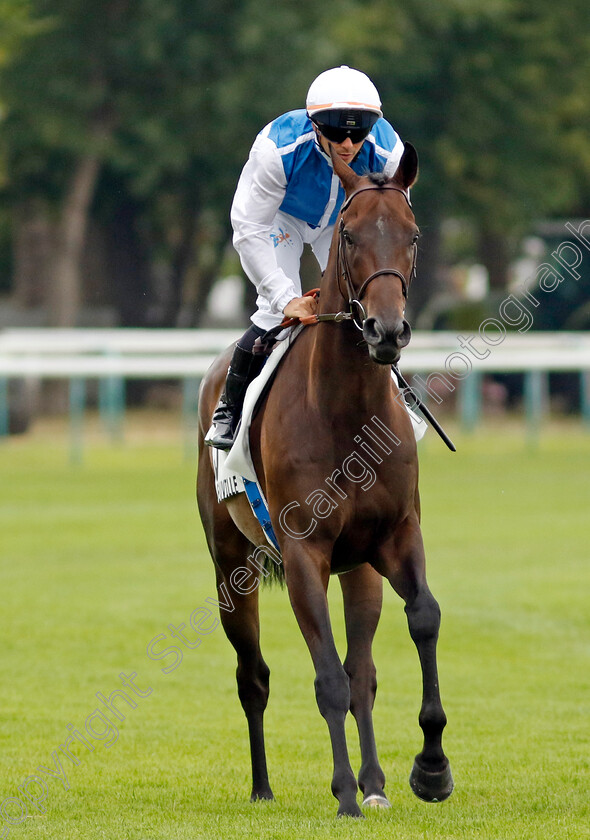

{"left": 378, "top": 517, "right": 453, "bottom": 803}
{"left": 213, "top": 562, "right": 274, "bottom": 801}
{"left": 197, "top": 424, "right": 273, "bottom": 801}
{"left": 339, "top": 566, "right": 390, "bottom": 809}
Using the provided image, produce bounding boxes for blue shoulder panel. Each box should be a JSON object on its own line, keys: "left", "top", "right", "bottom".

{"left": 266, "top": 109, "right": 311, "bottom": 149}
{"left": 265, "top": 111, "right": 401, "bottom": 228}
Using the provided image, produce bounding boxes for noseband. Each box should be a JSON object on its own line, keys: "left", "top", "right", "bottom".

{"left": 337, "top": 185, "right": 417, "bottom": 330}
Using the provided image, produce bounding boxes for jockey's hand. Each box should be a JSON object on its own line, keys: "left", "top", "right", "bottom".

{"left": 283, "top": 295, "right": 318, "bottom": 320}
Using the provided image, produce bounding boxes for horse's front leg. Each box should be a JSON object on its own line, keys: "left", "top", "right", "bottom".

{"left": 339, "top": 565, "right": 390, "bottom": 808}
{"left": 283, "top": 543, "right": 362, "bottom": 817}
{"left": 376, "top": 516, "right": 453, "bottom": 803}
{"left": 405, "top": 582, "right": 454, "bottom": 802}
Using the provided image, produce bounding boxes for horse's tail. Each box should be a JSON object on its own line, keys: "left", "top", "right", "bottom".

{"left": 257, "top": 542, "right": 285, "bottom": 589}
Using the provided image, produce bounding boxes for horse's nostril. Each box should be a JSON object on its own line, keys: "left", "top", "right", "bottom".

{"left": 362, "top": 317, "right": 383, "bottom": 346}
{"left": 399, "top": 319, "right": 412, "bottom": 348}
{"left": 364, "top": 317, "right": 411, "bottom": 350}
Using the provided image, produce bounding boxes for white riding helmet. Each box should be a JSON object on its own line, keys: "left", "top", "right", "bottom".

{"left": 306, "top": 66, "right": 383, "bottom": 143}
{"left": 306, "top": 65, "right": 383, "bottom": 118}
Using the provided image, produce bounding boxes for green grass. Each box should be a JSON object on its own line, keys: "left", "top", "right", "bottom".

{"left": 1, "top": 417, "right": 589, "bottom": 839}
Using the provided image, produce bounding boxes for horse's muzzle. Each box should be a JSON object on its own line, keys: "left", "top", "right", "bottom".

{"left": 363, "top": 317, "right": 412, "bottom": 365}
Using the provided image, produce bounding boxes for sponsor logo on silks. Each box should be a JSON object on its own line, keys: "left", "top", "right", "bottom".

{"left": 270, "top": 228, "right": 292, "bottom": 248}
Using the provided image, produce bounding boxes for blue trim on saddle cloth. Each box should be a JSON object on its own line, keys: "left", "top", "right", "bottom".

{"left": 243, "top": 479, "right": 281, "bottom": 553}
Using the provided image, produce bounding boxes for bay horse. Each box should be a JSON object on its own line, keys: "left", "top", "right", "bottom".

{"left": 196, "top": 143, "right": 453, "bottom": 817}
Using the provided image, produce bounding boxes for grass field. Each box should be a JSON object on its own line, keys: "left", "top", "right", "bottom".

{"left": 1, "top": 414, "right": 589, "bottom": 839}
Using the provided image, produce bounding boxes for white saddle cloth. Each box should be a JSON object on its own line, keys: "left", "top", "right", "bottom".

{"left": 223, "top": 327, "right": 302, "bottom": 483}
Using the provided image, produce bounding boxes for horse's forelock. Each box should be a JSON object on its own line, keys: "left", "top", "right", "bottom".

{"left": 367, "top": 171, "right": 390, "bottom": 187}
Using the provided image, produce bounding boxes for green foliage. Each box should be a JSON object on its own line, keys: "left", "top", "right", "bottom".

{"left": 0, "top": 0, "right": 48, "bottom": 184}
{"left": 0, "top": 0, "right": 341, "bottom": 307}
{"left": 1, "top": 0, "right": 590, "bottom": 318}
{"left": 330, "top": 0, "right": 590, "bottom": 233}
{"left": 0, "top": 210, "right": 12, "bottom": 289}
{"left": 0, "top": 0, "right": 43, "bottom": 68}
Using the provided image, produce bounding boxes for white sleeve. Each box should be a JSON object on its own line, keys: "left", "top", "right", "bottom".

{"left": 230, "top": 131, "right": 299, "bottom": 315}
{"left": 383, "top": 133, "right": 405, "bottom": 178}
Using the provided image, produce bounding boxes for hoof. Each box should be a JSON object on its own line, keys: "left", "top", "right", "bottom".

{"left": 362, "top": 793, "right": 391, "bottom": 809}
{"left": 250, "top": 789, "right": 274, "bottom": 802}
{"left": 409, "top": 759, "right": 453, "bottom": 803}
{"left": 337, "top": 800, "right": 364, "bottom": 818}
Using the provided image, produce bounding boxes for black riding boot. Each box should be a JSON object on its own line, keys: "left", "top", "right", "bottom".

{"left": 204, "top": 344, "right": 263, "bottom": 450}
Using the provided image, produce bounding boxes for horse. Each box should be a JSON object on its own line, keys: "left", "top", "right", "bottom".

{"left": 196, "top": 143, "right": 453, "bottom": 817}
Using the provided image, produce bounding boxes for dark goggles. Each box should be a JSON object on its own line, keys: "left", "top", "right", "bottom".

{"left": 311, "top": 108, "right": 379, "bottom": 145}
{"left": 315, "top": 123, "right": 373, "bottom": 144}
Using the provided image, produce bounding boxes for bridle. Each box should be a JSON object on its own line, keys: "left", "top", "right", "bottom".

{"left": 269, "top": 183, "right": 418, "bottom": 334}
{"left": 333, "top": 183, "right": 456, "bottom": 452}
{"left": 266, "top": 183, "right": 456, "bottom": 451}
{"left": 335, "top": 184, "right": 418, "bottom": 330}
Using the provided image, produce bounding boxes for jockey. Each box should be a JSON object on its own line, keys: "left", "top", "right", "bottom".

{"left": 205, "top": 65, "right": 405, "bottom": 450}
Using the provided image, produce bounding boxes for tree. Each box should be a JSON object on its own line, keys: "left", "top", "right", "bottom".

{"left": 2, "top": 0, "right": 589, "bottom": 328}
{"left": 0, "top": 0, "right": 342, "bottom": 326}
{"left": 326, "top": 0, "right": 590, "bottom": 302}
{"left": 1, "top": 0, "right": 248, "bottom": 324}
{"left": 0, "top": 0, "right": 40, "bottom": 79}
{"left": 0, "top": 0, "right": 44, "bottom": 294}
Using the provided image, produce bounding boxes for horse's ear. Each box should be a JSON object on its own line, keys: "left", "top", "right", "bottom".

{"left": 392, "top": 142, "right": 418, "bottom": 191}
{"left": 330, "top": 144, "right": 362, "bottom": 195}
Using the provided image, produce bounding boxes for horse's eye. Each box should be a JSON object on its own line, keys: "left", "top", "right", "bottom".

{"left": 412, "top": 231, "right": 420, "bottom": 245}
{"left": 343, "top": 230, "right": 354, "bottom": 245}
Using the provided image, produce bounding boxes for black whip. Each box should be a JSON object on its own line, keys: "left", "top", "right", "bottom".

{"left": 392, "top": 365, "right": 456, "bottom": 453}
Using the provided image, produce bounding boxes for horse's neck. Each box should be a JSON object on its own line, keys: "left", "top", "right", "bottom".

{"left": 306, "top": 320, "right": 392, "bottom": 417}
{"left": 303, "top": 261, "right": 390, "bottom": 411}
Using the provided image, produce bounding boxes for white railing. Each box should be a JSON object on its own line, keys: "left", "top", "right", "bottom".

{"left": 2, "top": 327, "right": 590, "bottom": 373}
{"left": 0, "top": 328, "right": 242, "bottom": 376}
{"left": 1, "top": 328, "right": 589, "bottom": 454}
